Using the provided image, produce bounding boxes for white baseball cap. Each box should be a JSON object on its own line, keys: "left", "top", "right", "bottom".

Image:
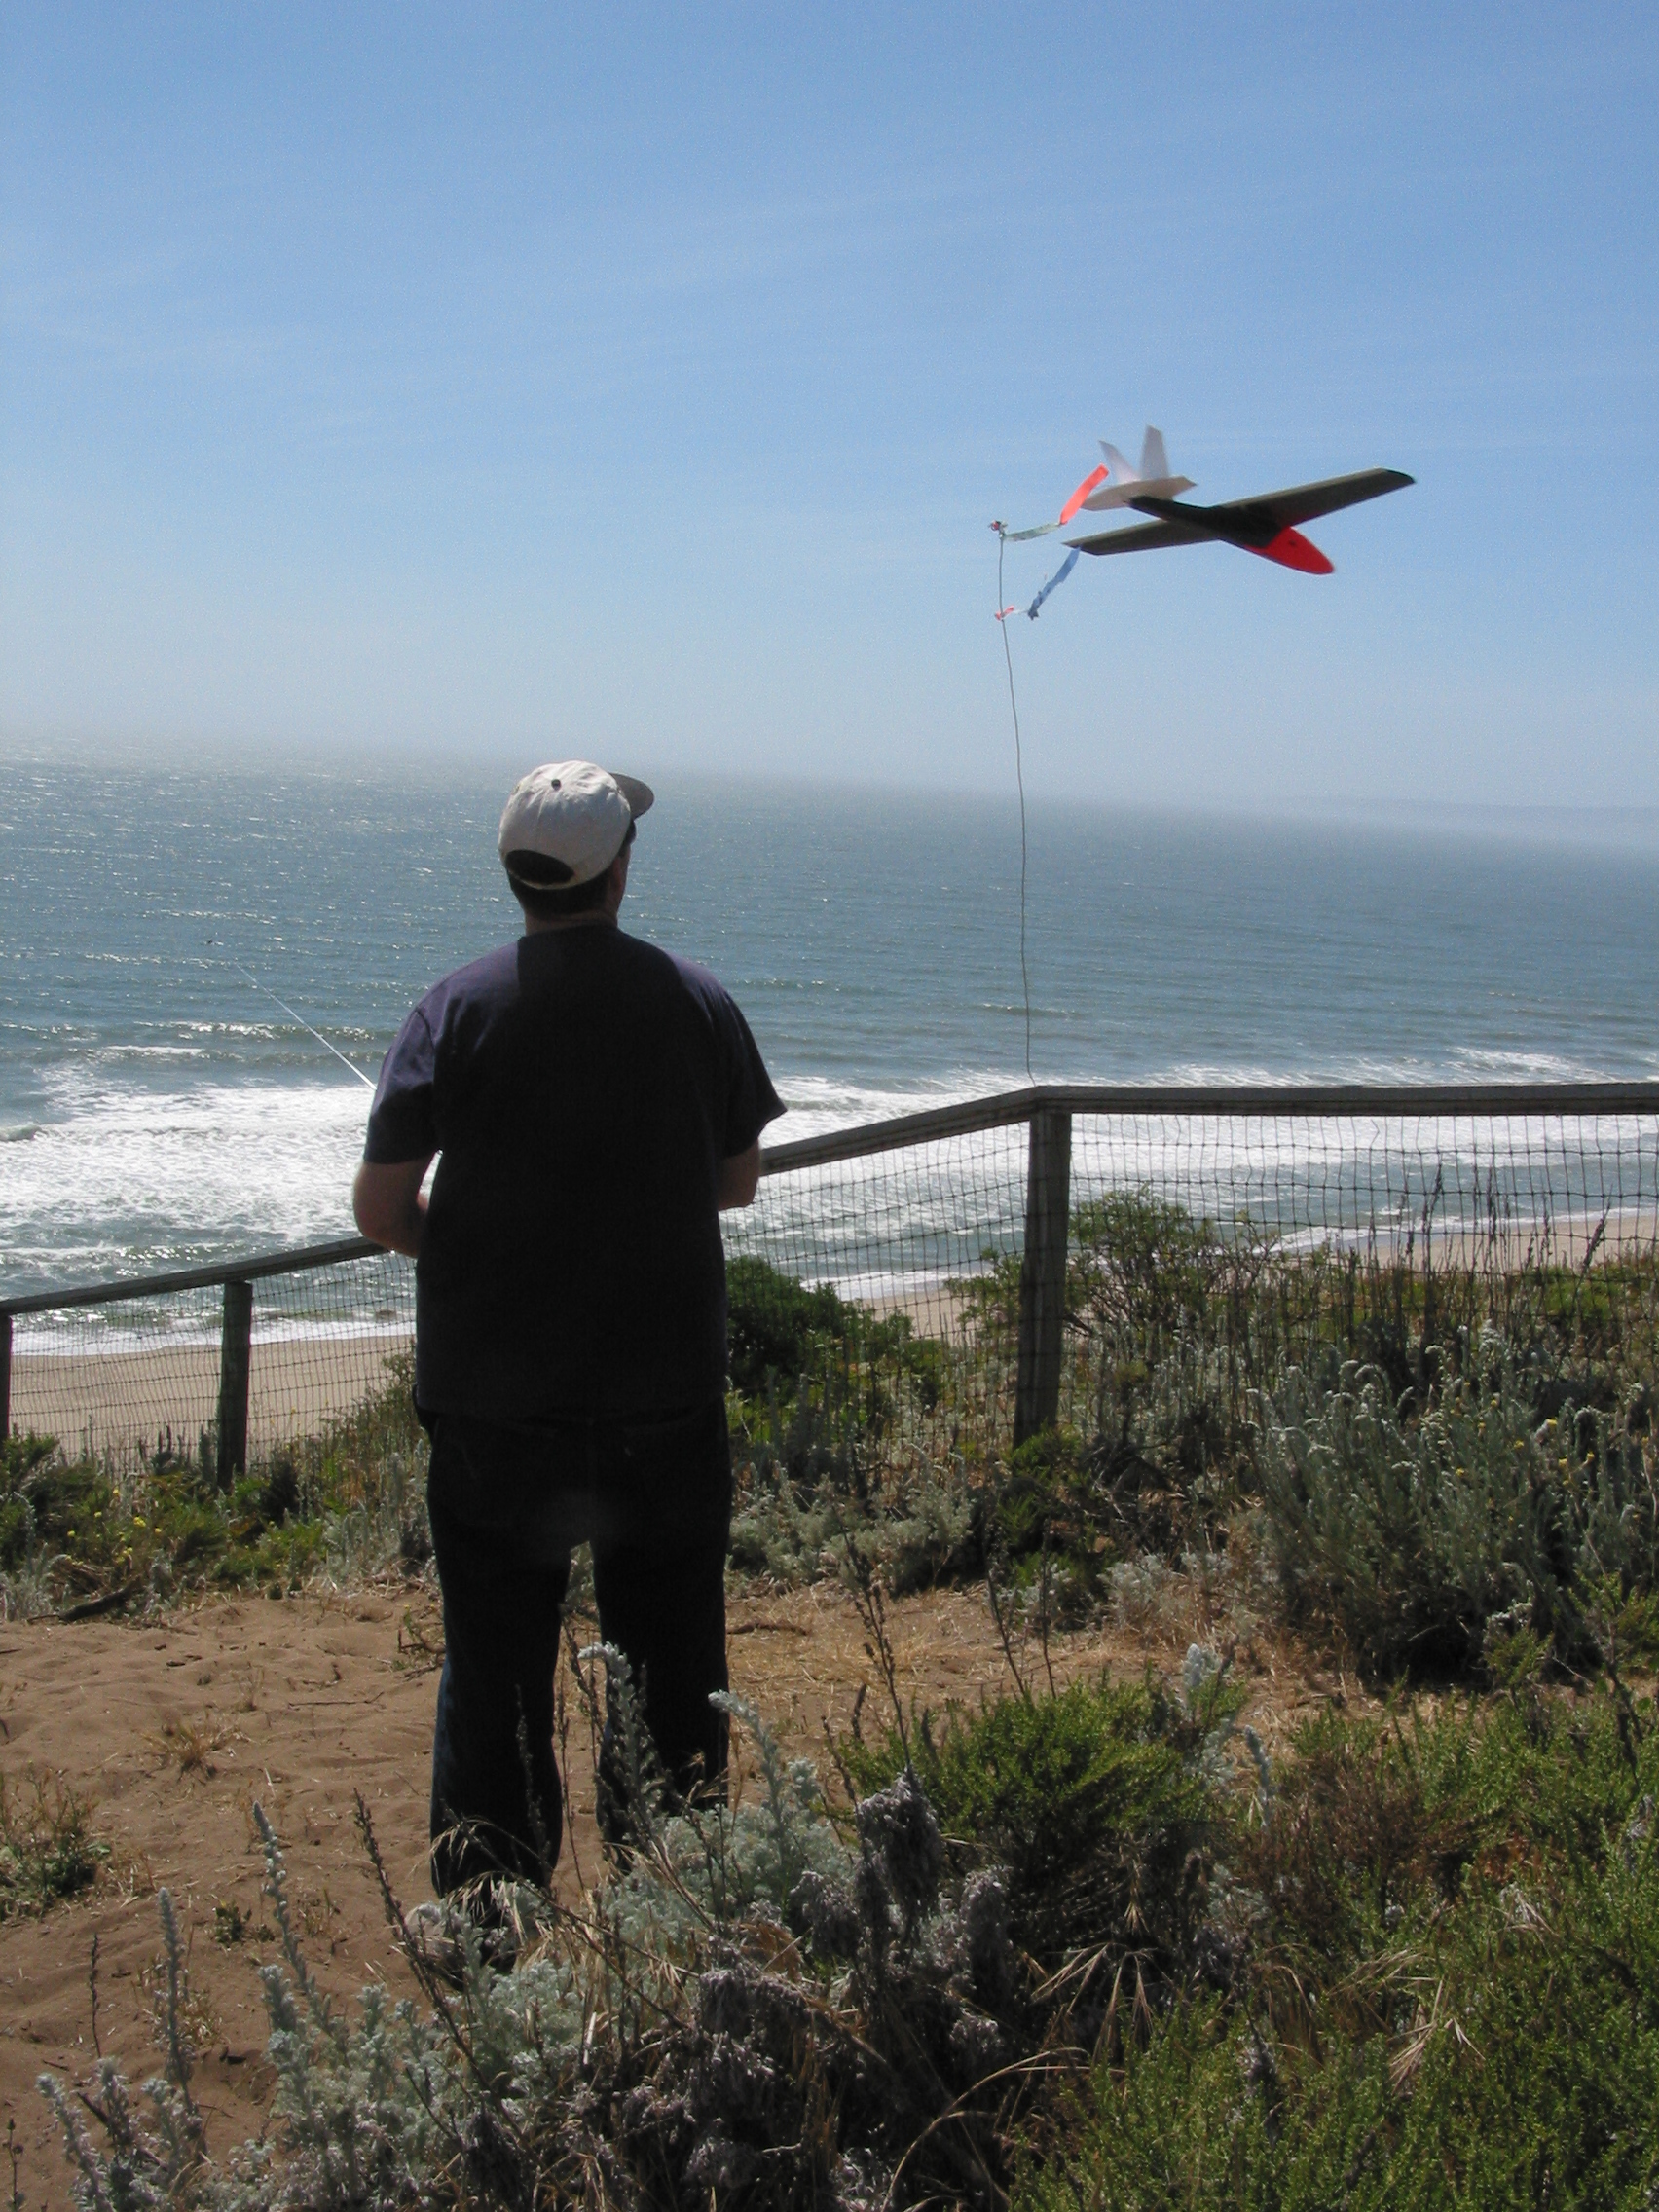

{"left": 498, "top": 761, "right": 655, "bottom": 891}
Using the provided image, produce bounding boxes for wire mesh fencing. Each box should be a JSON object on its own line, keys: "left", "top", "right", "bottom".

{"left": 722, "top": 1088, "right": 1659, "bottom": 1479}
{"left": 3, "top": 1246, "right": 413, "bottom": 1477}
{"left": 5, "top": 1086, "right": 1658, "bottom": 1483}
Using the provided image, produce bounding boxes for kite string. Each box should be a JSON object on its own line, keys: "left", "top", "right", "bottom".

{"left": 209, "top": 941, "right": 375, "bottom": 1089}
{"left": 997, "top": 529, "right": 1035, "bottom": 1084}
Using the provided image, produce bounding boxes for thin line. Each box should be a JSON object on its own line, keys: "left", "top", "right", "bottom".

{"left": 998, "top": 531, "right": 1034, "bottom": 1082}
{"left": 210, "top": 943, "right": 376, "bottom": 1089}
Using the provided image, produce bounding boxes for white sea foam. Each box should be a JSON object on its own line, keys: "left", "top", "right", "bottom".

{"left": 3, "top": 1068, "right": 368, "bottom": 1290}
{"left": 6, "top": 1059, "right": 1654, "bottom": 1309}
{"left": 771, "top": 1070, "right": 992, "bottom": 1135}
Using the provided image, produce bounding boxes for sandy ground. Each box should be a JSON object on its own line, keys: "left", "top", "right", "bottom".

{"left": 0, "top": 1572, "right": 1354, "bottom": 2209}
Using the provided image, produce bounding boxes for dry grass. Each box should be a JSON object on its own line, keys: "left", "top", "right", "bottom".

{"left": 147, "top": 1712, "right": 235, "bottom": 1779}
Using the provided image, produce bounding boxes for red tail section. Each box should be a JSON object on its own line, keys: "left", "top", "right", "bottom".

{"left": 1253, "top": 527, "right": 1333, "bottom": 574}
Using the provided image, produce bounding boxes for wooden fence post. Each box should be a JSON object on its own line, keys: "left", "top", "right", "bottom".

{"left": 1014, "top": 1106, "right": 1071, "bottom": 1446}
{"left": 216, "top": 1280, "right": 254, "bottom": 1486}
{"left": 0, "top": 1311, "right": 12, "bottom": 1443}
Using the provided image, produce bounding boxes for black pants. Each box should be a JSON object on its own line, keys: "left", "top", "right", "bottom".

{"left": 423, "top": 1398, "right": 732, "bottom": 1894}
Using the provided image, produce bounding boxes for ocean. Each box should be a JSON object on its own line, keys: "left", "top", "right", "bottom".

{"left": 3, "top": 755, "right": 1658, "bottom": 1303}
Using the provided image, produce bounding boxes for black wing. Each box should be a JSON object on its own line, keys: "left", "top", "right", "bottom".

{"left": 1065, "top": 515, "right": 1218, "bottom": 558}
{"left": 1140, "top": 467, "right": 1415, "bottom": 538}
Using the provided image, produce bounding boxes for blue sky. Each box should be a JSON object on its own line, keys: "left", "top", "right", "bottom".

{"left": 3, "top": 4, "right": 1655, "bottom": 806}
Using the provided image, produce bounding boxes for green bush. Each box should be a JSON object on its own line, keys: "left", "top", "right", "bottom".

{"left": 1053, "top": 1188, "right": 1659, "bottom": 1499}
{"left": 42, "top": 1684, "right": 1046, "bottom": 2211}
{"left": 1070, "top": 1191, "right": 1232, "bottom": 1347}
{"left": 727, "top": 1254, "right": 952, "bottom": 1415}
{"left": 723, "top": 1259, "right": 983, "bottom": 1593}
{"left": 0, "top": 1358, "right": 432, "bottom": 1616}
{"left": 996, "top": 1426, "right": 1098, "bottom": 1557}
{"left": 841, "top": 1666, "right": 1231, "bottom": 1967}
{"left": 1026, "top": 1692, "right": 1659, "bottom": 2212}
{"left": 726, "top": 1255, "right": 864, "bottom": 1395}
{"left": 41, "top": 1666, "right": 1659, "bottom": 2212}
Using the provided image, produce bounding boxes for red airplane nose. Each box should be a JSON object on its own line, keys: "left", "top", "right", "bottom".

{"left": 1254, "top": 527, "right": 1334, "bottom": 574}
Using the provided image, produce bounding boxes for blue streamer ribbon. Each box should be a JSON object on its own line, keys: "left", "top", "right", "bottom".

{"left": 1026, "top": 548, "right": 1078, "bottom": 619}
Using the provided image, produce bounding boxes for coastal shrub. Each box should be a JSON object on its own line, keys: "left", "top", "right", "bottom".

{"left": 1070, "top": 1191, "right": 1235, "bottom": 1347}
{"left": 731, "top": 1443, "right": 981, "bottom": 1591}
{"left": 0, "top": 1429, "right": 60, "bottom": 1524}
{"left": 1026, "top": 1691, "right": 1659, "bottom": 2212}
{"left": 729, "top": 1359, "right": 876, "bottom": 1514}
{"left": 1051, "top": 1188, "right": 1659, "bottom": 1504}
{"left": 0, "top": 1495, "right": 64, "bottom": 1621}
{"left": 727, "top": 1256, "right": 957, "bottom": 1449}
{"left": 44, "top": 1665, "right": 1659, "bottom": 2212}
{"left": 840, "top": 1659, "right": 1235, "bottom": 1970}
{"left": 726, "top": 1271, "right": 985, "bottom": 1593}
{"left": 726, "top": 1254, "right": 865, "bottom": 1395}
{"left": 319, "top": 1449, "right": 431, "bottom": 1585}
{"left": 0, "top": 1445, "right": 106, "bottom": 1566}
{"left": 993, "top": 1425, "right": 1111, "bottom": 1567}
{"left": 1062, "top": 1193, "right": 1272, "bottom": 1507}
{"left": 0, "top": 1360, "right": 433, "bottom": 1614}
{"left": 22, "top": 1235, "right": 1656, "bottom": 1620}
{"left": 1257, "top": 1359, "right": 1659, "bottom": 1676}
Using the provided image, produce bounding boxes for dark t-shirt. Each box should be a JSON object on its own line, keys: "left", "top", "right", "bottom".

{"left": 364, "top": 926, "right": 784, "bottom": 1421}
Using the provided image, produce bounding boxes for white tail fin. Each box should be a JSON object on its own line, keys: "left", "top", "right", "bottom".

{"left": 1138, "top": 426, "right": 1170, "bottom": 481}
{"left": 1099, "top": 440, "right": 1137, "bottom": 483}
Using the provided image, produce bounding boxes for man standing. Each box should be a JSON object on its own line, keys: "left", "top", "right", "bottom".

{"left": 353, "top": 761, "right": 782, "bottom": 1906}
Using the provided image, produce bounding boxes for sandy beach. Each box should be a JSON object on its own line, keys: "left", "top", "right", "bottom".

{"left": 6, "top": 1335, "right": 413, "bottom": 1466}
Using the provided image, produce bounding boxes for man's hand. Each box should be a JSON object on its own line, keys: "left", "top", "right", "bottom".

{"left": 717, "top": 1140, "right": 762, "bottom": 1210}
{"left": 353, "top": 1156, "right": 434, "bottom": 1257}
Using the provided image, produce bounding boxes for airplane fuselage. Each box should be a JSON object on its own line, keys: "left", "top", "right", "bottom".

{"left": 1130, "top": 494, "right": 1334, "bottom": 572}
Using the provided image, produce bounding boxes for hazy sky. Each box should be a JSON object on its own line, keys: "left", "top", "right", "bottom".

{"left": 3, "top": 5, "right": 1655, "bottom": 806}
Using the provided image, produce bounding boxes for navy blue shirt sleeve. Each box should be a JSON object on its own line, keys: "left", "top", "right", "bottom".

{"left": 718, "top": 995, "right": 785, "bottom": 1156}
{"left": 676, "top": 959, "right": 785, "bottom": 1155}
{"left": 364, "top": 1002, "right": 439, "bottom": 1163}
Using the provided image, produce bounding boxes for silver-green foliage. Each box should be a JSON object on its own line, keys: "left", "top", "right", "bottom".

{"left": 0, "top": 1493, "right": 62, "bottom": 1622}
{"left": 581, "top": 1647, "right": 854, "bottom": 1958}
{"left": 318, "top": 1446, "right": 431, "bottom": 1586}
{"left": 39, "top": 1886, "right": 204, "bottom": 2212}
{"left": 729, "top": 1455, "right": 978, "bottom": 1593}
{"left": 40, "top": 1686, "right": 861, "bottom": 2212}
{"left": 1257, "top": 1356, "right": 1659, "bottom": 1674}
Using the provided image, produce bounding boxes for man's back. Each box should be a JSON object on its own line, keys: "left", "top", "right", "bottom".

{"left": 366, "top": 925, "right": 779, "bottom": 1420}
{"left": 356, "top": 760, "right": 780, "bottom": 1908}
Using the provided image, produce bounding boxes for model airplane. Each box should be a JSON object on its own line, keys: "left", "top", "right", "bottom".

{"left": 1065, "top": 429, "right": 1413, "bottom": 575}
